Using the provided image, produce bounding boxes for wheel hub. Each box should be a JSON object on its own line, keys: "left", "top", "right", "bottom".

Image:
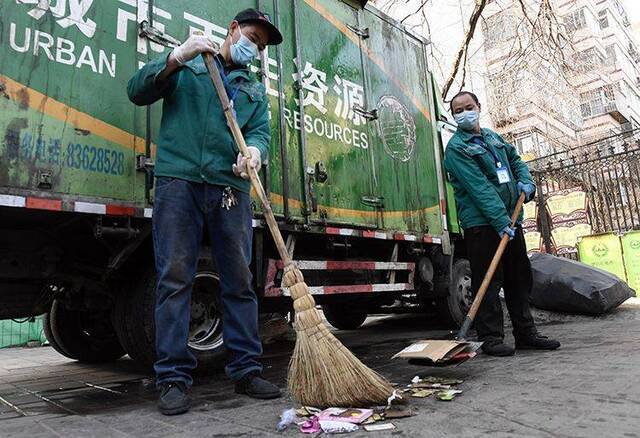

{"left": 458, "top": 274, "right": 473, "bottom": 310}
{"left": 188, "top": 271, "right": 224, "bottom": 351}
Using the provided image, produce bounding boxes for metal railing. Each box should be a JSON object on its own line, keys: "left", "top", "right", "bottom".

{"left": 529, "top": 127, "right": 640, "bottom": 254}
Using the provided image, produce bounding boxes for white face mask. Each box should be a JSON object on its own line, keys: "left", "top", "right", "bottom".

{"left": 230, "top": 27, "right": 259, "bottom": 65}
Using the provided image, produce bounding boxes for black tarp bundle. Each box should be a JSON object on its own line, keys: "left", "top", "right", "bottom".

{"left": 530, "top": 253, "right": 635, "bottom": 315}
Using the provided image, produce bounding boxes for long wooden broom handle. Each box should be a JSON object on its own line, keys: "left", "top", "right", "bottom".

{"left": 201, "top": 52, "right": 292, "bottom": 266}
{"left": 457, "top": 192, "right": 527, "bottom": 340}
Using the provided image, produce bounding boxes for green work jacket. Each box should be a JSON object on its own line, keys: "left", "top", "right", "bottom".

{"left": 443, "top": 127, "right": 535, "bottom": 233}
{"left": 127, "top": 54, "right": 270, "bottom": 193}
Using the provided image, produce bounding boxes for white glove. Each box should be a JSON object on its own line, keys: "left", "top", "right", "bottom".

{"left": 172, "top": 34, "right": 218, "bottom": 65}
{"left": 233, "top": 147, "right": 262, "bottom": 180}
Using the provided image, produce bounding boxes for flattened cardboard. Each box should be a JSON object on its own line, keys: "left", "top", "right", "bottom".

{"left": 393, "top": 340, "right": 483, "bottom": 364}
{"left": 393, "top": 340, "right": 465, "bottom": 362}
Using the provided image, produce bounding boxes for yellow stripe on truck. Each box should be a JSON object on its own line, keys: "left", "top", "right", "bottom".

{"left": 1, "top": 74, "right": 147, "bottom": 153}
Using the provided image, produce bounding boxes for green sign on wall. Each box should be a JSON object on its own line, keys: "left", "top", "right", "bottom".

{"left": 577, "top": 233, "right": 627, "bottom": 282}
{"left": 621, "top": 231, "right": 640, "bottom": 297}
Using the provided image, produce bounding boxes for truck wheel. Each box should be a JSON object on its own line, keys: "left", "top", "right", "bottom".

{"left": 44, "top": 300, "right": 125, "bottom": 363}
{"left": 321, "top": 303, "right": 368, "bottom": 330}
{"left": 113, "top": 263, "right": 226, "bottom": 371}
{"left": 43, "top": 310, "right": 71, "bottom": 358}
{"left": 437, "top": 259, "right": 473, "bottom": 328}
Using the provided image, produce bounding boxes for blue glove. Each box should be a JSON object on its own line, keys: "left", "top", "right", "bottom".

{"left": 517, "top": 182, "right": 535, "bottom": 202}
{"left": 499, "top": 226, "right": 515, "bottom": 241}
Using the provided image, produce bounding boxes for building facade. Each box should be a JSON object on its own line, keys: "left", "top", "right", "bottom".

{"left": 482, "top": 0, "right": 640, "bottom": 158}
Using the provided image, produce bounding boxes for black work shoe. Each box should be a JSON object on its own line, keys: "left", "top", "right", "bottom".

{"left": 515, "top": 333, "right": 561, "bottom": 350}
{"left": 158, "top": 382, "right": 190, "bottom": 415}
{"left": 481, "top": 341, "right": 515, "bottom": 357}
{"left": 234, "top": 372, "right": 281, "bottom": 399}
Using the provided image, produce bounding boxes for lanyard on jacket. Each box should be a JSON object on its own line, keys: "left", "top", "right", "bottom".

{"left": 471, "top": 136, "right": 502, "bottom": 168}
{"left": 214, "top": 56, "right": 241, "bottom": 104}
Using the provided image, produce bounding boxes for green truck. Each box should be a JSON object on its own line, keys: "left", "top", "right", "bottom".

{"left": 0, "top": 0, "right": 470, "bottom": 368}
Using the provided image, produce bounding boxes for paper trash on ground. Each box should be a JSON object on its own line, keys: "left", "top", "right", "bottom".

{"left": 436, "top": 389, "right": 463, "bottom": 401}
{"left": 364, "top": 423, "right": 396, "bottom": 432}
{"left": 383, "top": 407, "right": 414, "bottom": 419}
{"left": 317, "top": 408, "right": 373, "bottom": 424}
{"left": 411, "top": 389, "right": 435, "bottom": 398}
{"left": 319, "top": 420, "right": 359, "bottom": 433}
{"left": 393, "top": 340, "right": 482, "bottom": 364}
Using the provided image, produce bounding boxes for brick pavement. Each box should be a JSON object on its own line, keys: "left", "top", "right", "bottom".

{"left": 1, "top": 300, "right": 639, "bottom": 437}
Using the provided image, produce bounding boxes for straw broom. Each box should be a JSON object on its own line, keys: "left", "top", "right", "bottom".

{"left": 201, "top": 52, "right": 394, "bottom": 408}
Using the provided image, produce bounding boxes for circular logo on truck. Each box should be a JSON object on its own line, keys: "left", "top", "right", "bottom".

{"left": 376, "top": 96, "right": 416, "bottom": 162}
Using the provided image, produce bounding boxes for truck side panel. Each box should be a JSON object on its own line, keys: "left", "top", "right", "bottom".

{"left": 0, "top": 1, "right": 146, "bottom": 203}
{"left": 1, "top": 0, "right": 448, "bottom": 239}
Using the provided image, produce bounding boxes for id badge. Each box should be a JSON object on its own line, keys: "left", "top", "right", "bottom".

{"left": 497, "top": 167, "right": 511, "bottom": 184}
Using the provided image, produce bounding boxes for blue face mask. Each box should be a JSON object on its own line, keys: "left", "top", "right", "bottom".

{"left": 231, "top": 28, "right": 259, "bottom": 66}
{"left": 454, "top": 110, "right": 480, "bottom": 131}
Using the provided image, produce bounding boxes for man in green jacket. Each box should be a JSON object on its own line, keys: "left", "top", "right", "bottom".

{"left": 128, "top": 9, "right": 282, "bottom": 415}
{"left": 444, "top": 91, "right": 560, "bottom": 357}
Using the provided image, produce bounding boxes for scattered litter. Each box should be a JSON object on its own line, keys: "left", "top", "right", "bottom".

{"left": 319, "top": 420, "right": 359, "bottom": 433}
{"left": 419, "top": 376, "right": 464, "bottom": 385}
{"left": 364, "top": 423, "right": 396, "bottom": 432}
{"left": 276, "top": 408, "right": 298, "bottom": 431}
{"left": 436, "top": 390, "right": 463, "bottom": 401}
{"left": 411, "top": 389, "right": 434, "bottom": 398}
{"left": 387, "top": 389, "right": 403, "bottom": 406}
{"left": 412, "top": 382, "right": 451, "bottom": 390}
{"left": 300, "top": 417, "right": 320, "bottom": 434}
{"left": 318, "top": 408, "right": 373, "bottom": 424}
{"left": 361, "top": 416, "right": 376, "bottom": 425}
{"left": 383, "top": 406, "right": 414, "bottom": 419}
{"left": 394, "top": 340, "right": 482, "bottom": 365}
{"left": 293, "top": 375, "right": 465, "bottom": 434}
{"left": 296, "top": 406, "right": 321, "bottom": 418}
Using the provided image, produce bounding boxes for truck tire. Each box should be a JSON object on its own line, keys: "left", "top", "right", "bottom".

{"left": 436, "top": 259, "right": 473, "bottom": 328}
{"left": 44, "top": 300, "right": 125, "bottom": 363}
{"left": 43, "top": 310, "right": 71, "bottom": 358}
{"left": 321, "top": 303, "right": 368, "bottom": 330}
{"left": 113, "top": 263, "right": 226, "bottom": 372}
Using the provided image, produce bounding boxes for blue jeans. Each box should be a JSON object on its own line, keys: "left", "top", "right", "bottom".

{"left": 152, "top": 177, "right": 263, "bottom": 387}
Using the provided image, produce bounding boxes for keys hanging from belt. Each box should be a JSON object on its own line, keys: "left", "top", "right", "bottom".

{"left": 221, "top": 186, "right": 238, "bottom": 210}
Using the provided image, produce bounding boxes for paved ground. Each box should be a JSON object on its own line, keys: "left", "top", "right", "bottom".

{"left": 1, "top": 300, "right": 639, "bottom": 437}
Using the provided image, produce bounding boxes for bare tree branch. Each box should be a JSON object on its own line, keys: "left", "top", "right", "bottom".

{"left": 399, "top": 0, "right": 430, "bottom": 23}
{"left": 441, "top": 0, "right": 488, "bottom": 99}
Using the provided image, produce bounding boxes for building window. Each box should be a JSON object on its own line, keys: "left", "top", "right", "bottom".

{"left": 482, "top": 13, "right": 517, "bottom": 49}
{"left": 573, "top": 48, "right": 604, "bottom": 73}
{"left": 565, "top": 8, "right": 586, "bottom": 33}
{"left": 605, "top": 45, "right": 617, "bottom": 67}
{"left": 598, "top": 9, "right": 609, "bottom": 29}
{"left": 515, "top": 135, "right": 534, "bottom": 155}
{"left": 579, "top": 85, "right": 615, "bottom": 118}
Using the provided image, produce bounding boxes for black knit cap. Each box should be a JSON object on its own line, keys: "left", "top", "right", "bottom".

{"left": 234, "top": 8, "right": 283, "bottom": 45}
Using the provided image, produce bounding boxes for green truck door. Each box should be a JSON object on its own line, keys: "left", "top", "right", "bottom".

{"left": 293, "top": 0, "right": 377, "bottom": 227}
{"left": 361, "top": 10, "right": 443, "bottom": 235}
{"left": 0, "top": 0, "right": 146, "bottom": 203}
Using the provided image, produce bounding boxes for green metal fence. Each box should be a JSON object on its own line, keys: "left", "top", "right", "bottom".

{"left": 0, "top": 317, "right": 47, "bottom": 349}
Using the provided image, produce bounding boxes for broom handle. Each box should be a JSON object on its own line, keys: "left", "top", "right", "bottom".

{"left": 456, "top": 193, "right": 526, "bottom": 340}
{"left": 202, "top": 52, "right": 292, "bottom": 266}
